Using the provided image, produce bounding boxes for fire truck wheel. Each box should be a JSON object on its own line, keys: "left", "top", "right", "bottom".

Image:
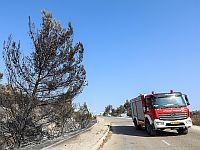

{"left": 149, "top": 125, "right": 156, "bottom": 136}
{"left": 145, "top": 119, "right": 156, "bottom": 136}
{"left": 177, "top": 128, "right": 188, "bottom": 135}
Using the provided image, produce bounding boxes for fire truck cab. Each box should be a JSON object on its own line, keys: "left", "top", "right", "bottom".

{"left": 130, "top": 91, "right": 192, "bottom": 136}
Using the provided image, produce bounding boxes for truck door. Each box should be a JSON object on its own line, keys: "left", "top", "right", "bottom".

{"left": 145, "top": 97, "right": 153, "bottom": 113}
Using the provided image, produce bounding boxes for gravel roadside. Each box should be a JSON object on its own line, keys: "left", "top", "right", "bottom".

{"left": 42, "top": 117, "right": 110, "bottom": 150}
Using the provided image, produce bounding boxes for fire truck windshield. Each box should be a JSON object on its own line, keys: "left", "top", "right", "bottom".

{"left": 152, "top": 95, "right": 187, "bottom": 108}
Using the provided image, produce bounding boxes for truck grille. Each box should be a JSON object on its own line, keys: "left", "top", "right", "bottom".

{"left": 158, "top": 112, "right": 187, "bottom": 121}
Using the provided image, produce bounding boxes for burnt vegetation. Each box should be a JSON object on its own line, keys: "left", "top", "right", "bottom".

{"left": 0, "top": 11, "right": 94, "bottom": 149}
{"left": 191, "top": 111, "right": 200, "bottom": 126}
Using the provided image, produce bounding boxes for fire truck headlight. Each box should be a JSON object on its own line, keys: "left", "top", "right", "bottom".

{"left": 155, "top": 121, "right": 164, "bottom": 126}
{"left": 186, "top": 120, "right": 192, "bottom": 124}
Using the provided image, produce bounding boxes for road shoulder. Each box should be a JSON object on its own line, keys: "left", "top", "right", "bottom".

{"left": 42, "top": 117, "right": 110, "bottom": 150}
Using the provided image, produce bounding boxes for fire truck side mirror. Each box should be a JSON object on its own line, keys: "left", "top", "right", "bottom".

{"left": 184, "top": 94, "right": 190, "bottom": 106}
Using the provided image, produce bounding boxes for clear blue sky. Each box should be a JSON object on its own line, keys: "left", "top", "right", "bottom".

{"left": 0, "top": 0, "right": 200, "bottom": 113}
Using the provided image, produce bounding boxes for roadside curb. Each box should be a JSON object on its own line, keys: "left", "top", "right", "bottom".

{"left": 42, "top": 122, "right": 97, "bottom": 150}
{"left": 92, "top": 123, "right": 111, "bottom": 150}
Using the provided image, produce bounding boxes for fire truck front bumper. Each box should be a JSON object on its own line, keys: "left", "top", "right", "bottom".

{"left": 153, "top": 118, "right": 192, "bottom": 129}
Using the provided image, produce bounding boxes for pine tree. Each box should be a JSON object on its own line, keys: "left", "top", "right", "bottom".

{"left": 2, "top": 10, "right": 87, "bottom": 147}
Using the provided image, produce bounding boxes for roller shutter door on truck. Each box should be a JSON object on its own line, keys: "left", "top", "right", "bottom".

{"left": 132, "top": 100, "right": 137, "bottom": 118}
{"left": 136, "top": 98, "right": 144, "bottom": 121}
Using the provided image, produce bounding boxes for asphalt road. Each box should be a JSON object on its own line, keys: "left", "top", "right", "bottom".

{"left": 101, "top": 117, "right": 200, "bottom": 150}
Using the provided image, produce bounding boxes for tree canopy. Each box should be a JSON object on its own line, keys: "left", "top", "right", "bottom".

{"left": 3, "top": 10, "right": 86, "bottom": 102}
{"left": 0, "top": 72, "right": 3, "bottom": 81}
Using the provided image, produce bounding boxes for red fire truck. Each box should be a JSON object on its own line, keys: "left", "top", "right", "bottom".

{"left": 130, "top": 91, "right": 192, "bottom": 136}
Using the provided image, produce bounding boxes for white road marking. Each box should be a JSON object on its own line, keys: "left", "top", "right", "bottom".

{"left": 161, "top": 140, "right": 171, "bottom": 146}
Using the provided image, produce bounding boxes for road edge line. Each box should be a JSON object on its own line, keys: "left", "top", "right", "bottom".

{"left": 161, "top": 140, "right": 170, "bottom": 146}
